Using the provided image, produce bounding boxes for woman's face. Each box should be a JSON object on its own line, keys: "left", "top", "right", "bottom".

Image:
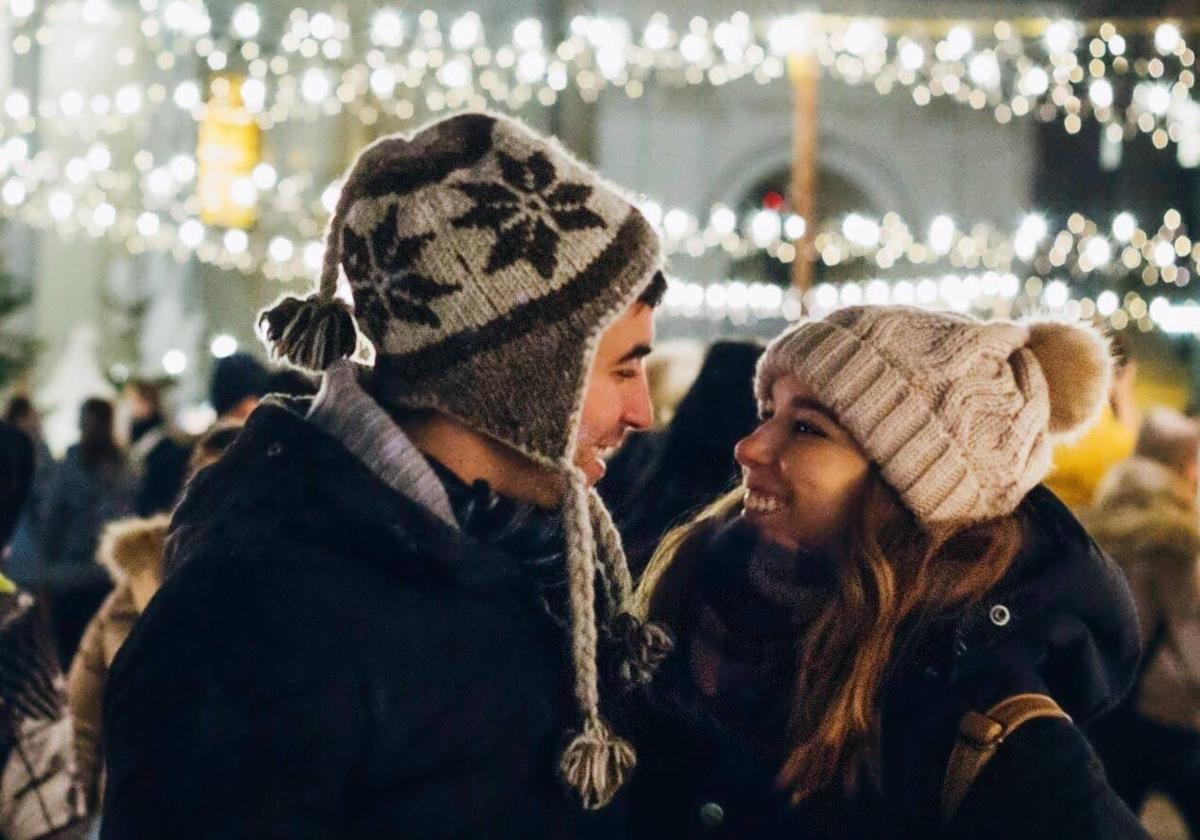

{"left": 734, "top": 373, "right": 872, "bottom": 554}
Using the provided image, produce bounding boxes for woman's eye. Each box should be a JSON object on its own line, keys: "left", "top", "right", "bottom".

{"left": 615, "top": 368, "right": 638, "bottom": 380}
{"left": 758, "top": 410, "right": 774, "bottom": 422}
{"left": 792, "top": 419, "right": 825, "bottom": 437}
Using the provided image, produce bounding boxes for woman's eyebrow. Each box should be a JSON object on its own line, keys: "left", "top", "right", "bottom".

{"left": 790, "top": 396, "right": 839, "bottom": 424}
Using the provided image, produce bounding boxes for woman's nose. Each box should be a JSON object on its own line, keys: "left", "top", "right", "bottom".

{"left": 734, "top": 424, "right": 772, "bottom": 469}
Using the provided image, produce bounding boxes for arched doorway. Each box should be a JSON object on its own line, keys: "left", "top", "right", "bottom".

{"left": 729, "top": 165, "right": 878, "bottom": 287}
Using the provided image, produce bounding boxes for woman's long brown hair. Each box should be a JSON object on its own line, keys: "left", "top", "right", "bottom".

{"left": 632, "top": 471, "right": 1022, "bottom": 804}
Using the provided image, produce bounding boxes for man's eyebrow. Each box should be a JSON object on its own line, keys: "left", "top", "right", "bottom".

{"left": 617, "top": 344, "right": 653, "bottom": 365}
{"left": 790, "top": 396, "right": 839, "bottom": 424}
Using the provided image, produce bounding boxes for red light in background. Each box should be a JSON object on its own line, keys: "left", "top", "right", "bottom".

{"left": 762, "top": 191, "right": 785, "bottom": 210}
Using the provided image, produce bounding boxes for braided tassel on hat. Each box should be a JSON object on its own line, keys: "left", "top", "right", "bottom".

{"left": 558, "top": 470, "right": 636, "bottom": 810}
{"left": 587, "top": 491, "right": 673, "bottom": 688}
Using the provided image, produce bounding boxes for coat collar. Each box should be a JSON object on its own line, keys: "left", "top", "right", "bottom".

{"left": 304, "top": 360, "right": 456, "bottom": 528}
{"left": 170, "top": 400, "right": 520, "bottom": 590}
{"left": 895, "top": 485, "right": 1140, "bottom": 726}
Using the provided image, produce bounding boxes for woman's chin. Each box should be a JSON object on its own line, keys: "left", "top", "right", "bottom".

{"left": 739, "top": 509, "right": 800, "bottom": 552}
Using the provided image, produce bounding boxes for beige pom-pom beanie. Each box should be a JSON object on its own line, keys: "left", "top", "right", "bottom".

{"left": 755, "top": 305, "right": 1114, "bottom": 524}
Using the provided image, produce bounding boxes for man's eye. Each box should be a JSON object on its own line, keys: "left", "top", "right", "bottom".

{"left": 616, "top": 368, "right": 639, "bottom": 380}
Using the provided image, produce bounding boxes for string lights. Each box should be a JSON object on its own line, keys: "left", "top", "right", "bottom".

{"left": 3, "top": 6, "right": 1200, "bottom": 279}
{"left": 4, "top": 4, "right": 1200, "bottom": 153}
{"left": 5, "top": 142, "right": 1200, "bottom": 295}
{"left": 6, "top": 156, "right": 1197, "bottom": 340}
{"left": 6, "top": 4, "right": 1200, "bottom": 342}
{"left": 654, "top": 205, "right": 1200, "bottom": 290}
{"left": 662, "top": 273, "right": 1191, "bottom": 336}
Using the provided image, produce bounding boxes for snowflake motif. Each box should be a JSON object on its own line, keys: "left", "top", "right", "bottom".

{"left": 450, "top": 150, "right": 607, "bottom": 280}
{"left": 343, "top": 203, "right": 462, "bottom": 333}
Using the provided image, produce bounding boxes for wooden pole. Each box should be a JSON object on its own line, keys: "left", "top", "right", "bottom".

{"left": 789, "top": 51, "right": 820, "bottom": 295}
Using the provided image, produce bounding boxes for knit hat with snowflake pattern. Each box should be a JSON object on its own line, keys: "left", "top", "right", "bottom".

{"left": 258, "top": 111, "right": 669, "bottom": 809}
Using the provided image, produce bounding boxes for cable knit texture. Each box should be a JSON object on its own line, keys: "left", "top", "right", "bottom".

{"left": 756, "top": 306, "right": 1113, "bottom": 524}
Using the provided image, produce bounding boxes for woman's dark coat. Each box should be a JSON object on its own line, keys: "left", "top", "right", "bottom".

{"left": 628, "top": 487, "right": 1149, "bottom": 839}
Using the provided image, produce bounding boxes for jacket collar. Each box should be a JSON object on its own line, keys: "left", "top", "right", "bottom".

{"left": 896, "top": 486, "right": 1140, "bottom": 726}
{"left": 304, "top": 360, "right": 456, "bottom": 528}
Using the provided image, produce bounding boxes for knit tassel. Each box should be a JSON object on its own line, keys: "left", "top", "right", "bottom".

{"left": 559, "top": 713, "right": 637, "bottom": 810}
{"left": 615, "top": 613, "right": 674, "bottom": 688}
{"left": 258, "top": 293, "right": 358, "bottom": 372}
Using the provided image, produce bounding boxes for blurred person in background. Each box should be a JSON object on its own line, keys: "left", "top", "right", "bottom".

{"left": 1087, "top": 408, "right": 1200, "bottom": 835}
{"left": 1044, "top": 329, "right": 1139, "bottom": 510}
{"left": 40, "top": 399, "right": 135, "bottom": 669}
{"left": 601, "top": 341, "right": 763, "bottom": 579}
{"left": 123, "top": 379, "right": 191, "bottom": 518}
{"left": 0, "top": 421, "right": 87, "bottom": 839}
{"left": 208, "top": 352, "right": 269, "bottom": 423}
{"left": 644, "top": 339, "right": 704, "bottom": 428}
{"left": 68, "top": 420, "right": 242, "bottom": 815}
{"left": 2, "top": 398, "right": 54, "bottom": 589}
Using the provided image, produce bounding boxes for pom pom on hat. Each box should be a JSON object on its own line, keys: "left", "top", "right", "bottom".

{"left": 1023, "top": 318, "right": 1114, "bottom": 439}
{"left": 257, "top": 293, "right": 358, "bottom": 372}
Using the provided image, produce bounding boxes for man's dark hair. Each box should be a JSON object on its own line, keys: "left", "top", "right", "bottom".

{"left": 637, "top": 271, "right": 668, "bottom": 308}
{"left": 80, "top": 397, "right": 123, "bottom": 470}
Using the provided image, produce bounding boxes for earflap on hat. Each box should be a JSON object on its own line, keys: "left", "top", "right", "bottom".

{"left": 1022, "top": 318, "right": 1114, "bottom": 441}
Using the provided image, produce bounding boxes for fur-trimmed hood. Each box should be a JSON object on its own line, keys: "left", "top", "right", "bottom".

{"left": 1084, "top": 456, "right": 1200, "bottom": 571}
{"left": 98, "top": 514, "right": 170, "bottom": 582}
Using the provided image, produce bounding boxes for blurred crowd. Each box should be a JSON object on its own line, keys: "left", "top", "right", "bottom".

{"left": 0, "top": 353, "right": 315, "bottom": 837}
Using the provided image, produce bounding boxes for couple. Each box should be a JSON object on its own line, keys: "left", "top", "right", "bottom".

{"left": 101, "top": 113, "right": 1147, "bottom": 838}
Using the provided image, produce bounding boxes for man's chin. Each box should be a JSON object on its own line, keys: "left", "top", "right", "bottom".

{"left": 577, "top": 454, "right": 606, "bottom": 486}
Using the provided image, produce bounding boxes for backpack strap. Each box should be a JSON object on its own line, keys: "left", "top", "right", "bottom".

{"left": 941, "top": 693, "right": 1071, "bottom": 824}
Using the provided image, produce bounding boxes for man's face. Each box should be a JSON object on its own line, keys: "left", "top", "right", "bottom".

{"left": 575, "top": 301, "right": 655, "bottom": 485}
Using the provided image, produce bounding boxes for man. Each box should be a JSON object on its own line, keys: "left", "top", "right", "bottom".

{"left": 208, "top": 351, "right": 269, "bottom": 423}
{"left": 1087, "top": 407, "right": 1200, "bottom": 834}
{"left": 103, "top": 112, "right": 667, "bottom": 837}
{"left": 122, "top": 379, "right": 191, "bottom": 516}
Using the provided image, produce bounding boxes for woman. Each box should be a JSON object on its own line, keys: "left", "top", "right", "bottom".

{"left": 41, "top": 398, "right": 135, "bottom": 667}
{"left": 628, "top": 305, "right": 1146, "bottom": 838}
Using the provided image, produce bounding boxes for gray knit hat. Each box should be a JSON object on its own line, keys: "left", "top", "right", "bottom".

{"left": 258, "top": 112, "right": 667, "bottom": 808}
{"left": 755, "top": 305, "right": 1113, "bottom": 525}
